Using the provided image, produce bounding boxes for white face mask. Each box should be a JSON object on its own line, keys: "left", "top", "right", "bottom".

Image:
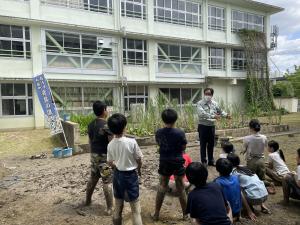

{"left": 204, "top": 95, "right": 212, "bottom": 102}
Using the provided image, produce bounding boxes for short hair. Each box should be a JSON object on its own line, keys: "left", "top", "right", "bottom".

{"left": 93, "top": 101, "right": 107, "bottom": 117}
{"left": 222, "top": 142, "right": 234, "bottom": 154}
{"left": 249, "top": 119, "right": 261, "bottom": 132}
{"left": 185, "top": 162, "right": 208, "bottom": 187}
{"left": 204, "top": 88, "right": 214, "bottom": 96}
{"left": 216, "top": 158, "right": 233, "bottom": 176}
{"left": 227, "top": 153, "right": 240, "bottom": 167}
{"left": 107, "top": 113, "right": 127, "bottom": 135}
{"left": 161, "top": 108, "right": 178, "bottom": 124}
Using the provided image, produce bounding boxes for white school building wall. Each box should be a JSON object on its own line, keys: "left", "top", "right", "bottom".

{"left": 0, "top": 0, "right": 283, "bottom": 130}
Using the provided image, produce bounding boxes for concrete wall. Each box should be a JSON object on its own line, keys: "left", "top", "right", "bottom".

{"left": 60, "top": 120, "right": 82, "bottom": 153}
{"left": 274, "top": 98, "right": 299, "bottom": 113}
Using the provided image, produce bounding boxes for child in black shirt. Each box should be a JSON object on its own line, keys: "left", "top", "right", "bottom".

{"left": 186, "top": 162, "right": 233, "bottom": 225}
{"left": 152, "top": 108, "right": 188, "bottom": 221}
{"left": 85, "top": 101, "right": 113, "bottom": 215}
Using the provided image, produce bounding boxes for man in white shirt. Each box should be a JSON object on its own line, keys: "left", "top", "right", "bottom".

{"left": 282, "top": 148, "right": 300, "bottom": 204}
{"left": 107, "top": 113, "right": 143, "bottom": 225}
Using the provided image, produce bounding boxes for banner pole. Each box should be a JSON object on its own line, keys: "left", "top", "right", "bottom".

{"left": 46, "top": 78, "right": 69, "bottom": 148}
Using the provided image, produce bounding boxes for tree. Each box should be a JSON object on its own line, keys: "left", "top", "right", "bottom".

{"left": 285, "top": 65, "right": 300, "bottom": 98}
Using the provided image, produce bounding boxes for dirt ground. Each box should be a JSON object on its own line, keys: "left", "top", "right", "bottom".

{"left": 0, "top": 134, "right": 300, "bottom": 225}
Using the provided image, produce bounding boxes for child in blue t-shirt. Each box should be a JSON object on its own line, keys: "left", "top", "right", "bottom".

{"left": 215, "top": 158, "right": 242, "bottom": 222}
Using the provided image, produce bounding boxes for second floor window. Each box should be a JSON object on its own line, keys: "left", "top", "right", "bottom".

{"left": 209, "top": 47, "right": 225, "bottom": 70}
{"left": 121, "top": 0, "right": 146, "bottom": 19}
{"left": 154, "top": 0, "right": 201, "bottom": 28}
{"left": 123, "top": 38, "right": 147, "bottom": 66}
{"left": 0, "top": 24, "right": 31, "bottom": 59}
{"left": 232, "top": 10, "right": 264, "bottom": 32}
{"left": 208, "top": 5, "right": 225, "bottom": 31}
{"left": 45, "top": 30, "right": 113, "bottom": 70}
{"left": 232, "top": 49, "right": 246, "bottom": 71}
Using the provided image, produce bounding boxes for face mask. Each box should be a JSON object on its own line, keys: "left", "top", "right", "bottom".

{"left": 204, "top": 95, "right": 212, "bottom": 102}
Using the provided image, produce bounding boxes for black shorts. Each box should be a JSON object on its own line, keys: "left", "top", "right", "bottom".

{"left": 158, "top": 160, "right": 185, "bottom": 177}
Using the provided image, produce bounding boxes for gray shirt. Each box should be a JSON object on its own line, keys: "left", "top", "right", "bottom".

{"left": 243, "top": 133, "right": 267, "bottom": 161}
{"left": 196, "top": 99, "right": 227, "bottom": 126}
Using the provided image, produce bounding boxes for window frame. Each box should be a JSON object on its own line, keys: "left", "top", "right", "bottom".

{"left": 124, "top": 85, "right": 148, "bottom": 111}
{"left": 231, "top": 49, "right": 247, "bottom": 71}
{"left": 154, "top": 0, "right": 202, "bottom": 28}
{"left": 0, "top": 24, "right": 31, "bottom": 59}
{"left": 231, "top": 10, "right": 264, "bottom": 32}
{"left": 0, "top": 83, "right": 33, "bottom": 117}
{"left": 209, "top": 47, "right": 225, "bottom": 70}
{"left": 159, "top": 87, "right": 202, "bottom": 105}
{"left": 123, "top": 38, "right": 148, "bottom": 66}
{"left": 121, "top": 0, "right": 147, "bottom": 19}
{"left": 208, "top": 5, "right": 225, "bottom": 31}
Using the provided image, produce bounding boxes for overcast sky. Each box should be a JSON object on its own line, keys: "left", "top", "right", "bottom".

{"left": 260, "top": 0, "right": 300, "bottom": 74}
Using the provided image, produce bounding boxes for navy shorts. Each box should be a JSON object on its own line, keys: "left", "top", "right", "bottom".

{"left": 113, "top": 169, "right": 139, "bottom": 202}
{"left": 158, "top": 160, "right": 185, "bottom": 177}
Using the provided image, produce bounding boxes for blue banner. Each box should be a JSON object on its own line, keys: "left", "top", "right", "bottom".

{"left": 33, "top": 74, "right": 63, "bottom": 135}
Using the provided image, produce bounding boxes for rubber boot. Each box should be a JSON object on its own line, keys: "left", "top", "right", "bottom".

{"left": 152, "top": 191, "right": 166, "bottom": 221}
{"left": 85, "top": 176, "right": 99, "bottom": 205}
{"left": 130, "top": 200, "right": 143, "bottom": 225}
{"left": 103, "top": 183, "right": 113, "bottom": 215}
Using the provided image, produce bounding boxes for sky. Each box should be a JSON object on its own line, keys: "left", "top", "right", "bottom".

{"left": 260, "top": 0, "right": 300, "bottom": 75}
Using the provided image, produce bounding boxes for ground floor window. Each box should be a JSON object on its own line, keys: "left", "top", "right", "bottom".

{"left": 51, "top": 85, "right": 113, "bottom": 114}
{"left": 159, "top": 88, "right": 202, "bottom": 105}
{"left": 0, "top": 83, "right": 33, "bottom": 116}
{"left": 124, "top": 85, "right": 148, "bottom": 111}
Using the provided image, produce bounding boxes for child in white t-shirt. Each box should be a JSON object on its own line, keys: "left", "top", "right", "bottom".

{"left": 266, "top": 140, "right": 290, "bottom": 184}
{"left": 282, "top": 148, "right": 300, "bottom": 204}
{"left": 219, "top": 141, "right": 235, "bottom": 159}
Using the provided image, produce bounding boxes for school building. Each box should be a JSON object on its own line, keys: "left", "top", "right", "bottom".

{"left": 0, "top": 0, "right": 283, "bottom": 130}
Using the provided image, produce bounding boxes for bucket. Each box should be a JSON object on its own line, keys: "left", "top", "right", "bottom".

{"left": 52, "top": 148, "right": 62, "bottom": 158}
{"left": 62, "top": 147, "right": 73, "bottom": 157}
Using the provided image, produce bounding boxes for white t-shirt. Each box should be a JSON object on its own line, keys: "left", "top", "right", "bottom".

{"left": 268, "top": 151, "right": 290, "bottom": 176}
{"left": 107, "top": 136, "right": 143, "bottom": 171}
{"left": 219, "top": 153, "right": 228, "bottom": 159}
{"left": 243, "top": 133, "right": 267, "bottom": 161}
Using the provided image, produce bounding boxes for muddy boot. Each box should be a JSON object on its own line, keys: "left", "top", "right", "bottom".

{"left": 178, "top": 190, "right": 188, "bottom": 220}
{"left": 103, "top": 183, "right": 113, "bottom": 215}
{"left": 85, "top": 176, "right": 99, "bottom": 206}
{"left": 130, "top": 199, "right": 143, "bottom": 225}
{"left": 152, "top": 191, "right": 166, "bottom": 221}
{"left": 112, "top": 218, "right": 122, "bottom": 225}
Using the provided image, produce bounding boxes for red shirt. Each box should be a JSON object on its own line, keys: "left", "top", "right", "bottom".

{"left": 170, "top": 153, "right": 192, "bottom": 182}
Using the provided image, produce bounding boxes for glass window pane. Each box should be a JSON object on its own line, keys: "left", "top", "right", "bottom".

{"left": 11, "top": 26, "right": 23, "bottom": 39}
{"left": 192, "top": 89, "right": 201, "bottom": 103}
{"left": 28, "top": 99, "right": 33, "bottom": 115}
{"left": 15, "top": 99, "right": 26, "bottom": 115}
{"left": 2, "top": 99, "right": 14, "bottom": 115}
{"left": 27, "top": 84, "right": 32, "bottom": 96}
{"left": 160, "top": 88, "right": 169, "bottom": 99}
{"left": 0, "top": 24, "right": 11, "bottom": 38}
{"left": 181, "top": 88, "right": 191, "bottom": 104}
{"left": 82, "top": 35, "right": 97, "bottom": 55}
{"left": 0, "top": 40, "right": 11, "bottom": 56}
{"left": 64, "top": 33, "right": 80, "bottom": 54}
{"left": 25, "top": 27, "right": 30, "bottom": 40}
{"left": 135, "top": 40, "right": 143, "bottom": 50}
{"left": 170, "top": 88, "right": 180, "bottom": 104}
{"left": 1, "top": 83, "right": 13, "bottom": 96}
{"left": 12, "top": 41, "right": 24, "bottom": 57}
{"left": 136, "top": 86, "right": 145, "bottom": 95}
{"left": 14, "top": 84, "right": 26, "bottom": 96}
{"left": 127, "top": 39, "right": 135, "bottom": 49}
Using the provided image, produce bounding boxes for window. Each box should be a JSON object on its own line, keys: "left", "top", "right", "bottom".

{"left": 232, "top": 49, "right": 246, "bottom": 71}
{"left": 123, "top": 38, "right": 147, "bottom": 66}
{"left": 159, "top": 88, "right": 201, "bottom": 105}
{"left": 209, "top": 47, "right": 225, "bottom": 70}
{"left": 158, "top": 43, "right": 202, "bottom": 74}
{"left": 51, "top": 86, "right": 113, "bottom": 113}
{"left": 121, "top": 0, "right": 146, "bottom": 19}
{"left": 232, "top": 10, "right": 264, "bottom": 32}
{"left": 41, "top": 0, "right": 113, "bottom": 14}
{"left": 45, "top": 30, "right": 113, "bottom": 70}
{"left": 208, "top": 5, "right": 225, "bottom": 31}
{"left": 0, "top": 24, "right": 31, "bottom": 59}
{"left": 154, "top": 0, "right": 201, "bottom": 27}
{"left": 0, "top": 83, "right": 33, "bottom": 116}
{"left": 124, "top": 86, "right": 148, "bottom": 111}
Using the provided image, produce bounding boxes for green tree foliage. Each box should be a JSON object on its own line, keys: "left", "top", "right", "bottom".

{"left": 285, "top": 65, "right": 300, "bottom": 98}
{"left": 272, "top": 81, "right": 295, "bottom": 98}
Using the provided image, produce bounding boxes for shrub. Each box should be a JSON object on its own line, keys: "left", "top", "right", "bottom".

{"left": 272, "top": 81, "right": 295, "bottom": 98}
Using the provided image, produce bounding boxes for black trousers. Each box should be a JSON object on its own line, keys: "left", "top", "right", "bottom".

{"left": 198, "top": 124, "right": 215, "bottom": 164}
